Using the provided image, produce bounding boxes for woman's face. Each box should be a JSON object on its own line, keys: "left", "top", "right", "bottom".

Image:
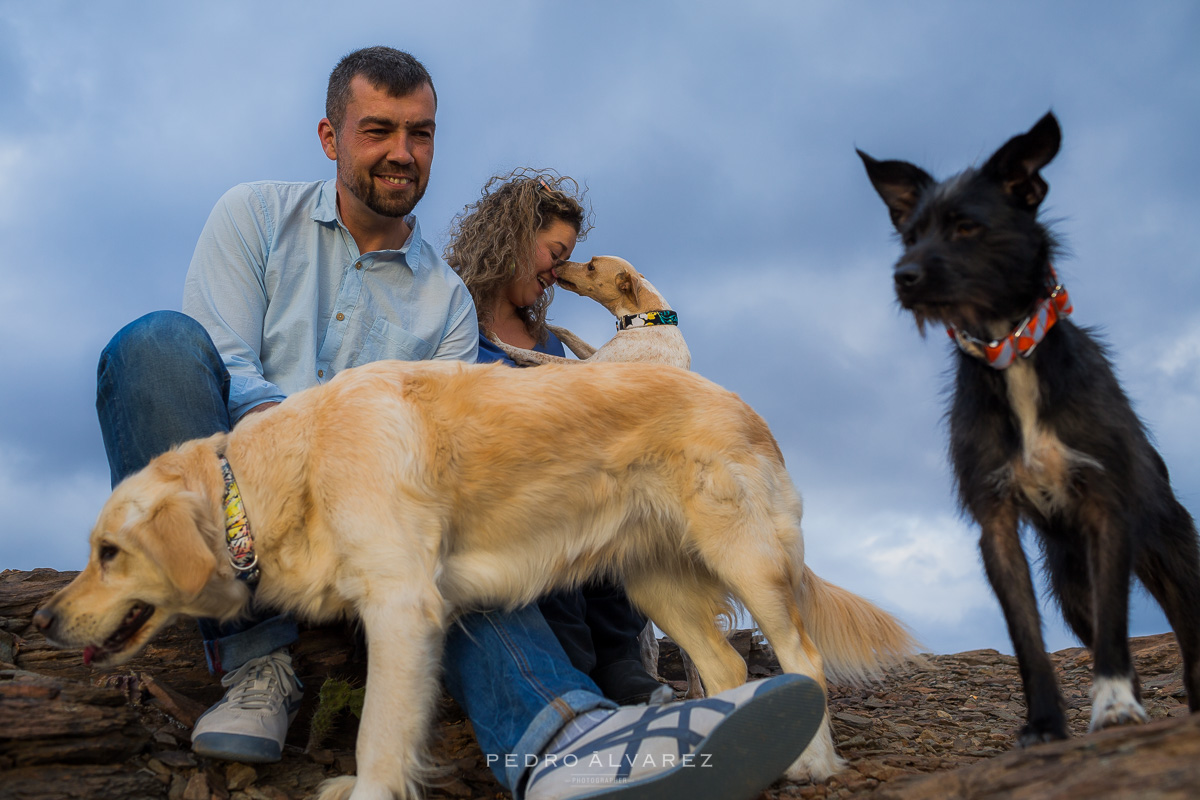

{"left": 505, "top": 217, "right": 577, "bottom": 309}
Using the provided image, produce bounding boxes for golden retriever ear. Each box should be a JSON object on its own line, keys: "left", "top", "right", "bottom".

{"left": 617, "top": 270, "right": 642, "bottom": 305}
{"left": 143, "top": 492, "right": 219, "bottom": 600}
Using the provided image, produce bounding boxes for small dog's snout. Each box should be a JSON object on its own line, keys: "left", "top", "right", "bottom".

{"left": 894, "top": 263, "right": 924, "bottom": 289}
{"left": 32, "top": 606, "right": 54, "bottom": 632}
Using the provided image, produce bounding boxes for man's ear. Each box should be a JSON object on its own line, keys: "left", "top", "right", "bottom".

{"left": 318, "top": 118, "right": 338, "bottom": 162}
{"left": 617, "top": 269, "right": 642, "bottom": 305}
{"left": 858, "top": 149, "right": 934, "bottom": 230}
{"left": 143, "top": 492, "right": 219, "bottom": 601}
{"left": 981, "top": 111, "right": 1061, "bottom": 209}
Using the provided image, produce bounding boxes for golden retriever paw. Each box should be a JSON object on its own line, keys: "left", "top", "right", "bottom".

{"left": 784, "top": 722, "right": 845, "bottom": 784}
{"left": 316, "top": 774, "right": 422, "bottom": 800}
{"left": 315, "top": 776, "right": 356, "bottom": 800}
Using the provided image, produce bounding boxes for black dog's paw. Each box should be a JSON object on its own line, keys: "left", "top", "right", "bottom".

{"left": 1016, "top": 721, "right": 1069, "bottom": 747}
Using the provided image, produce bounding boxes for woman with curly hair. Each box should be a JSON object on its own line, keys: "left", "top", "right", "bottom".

{"left": 446, "top": 167, "right": 585, "bottom": 358}
{"left": 445, "top": 168, "right": 670, "bottom": 706}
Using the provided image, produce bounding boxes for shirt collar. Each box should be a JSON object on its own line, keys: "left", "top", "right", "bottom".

{"left": 313, "top": 179, "right": 340, "bottom": 223}
{"left": 314, "top": 180, "right": 426, "bottom": 272}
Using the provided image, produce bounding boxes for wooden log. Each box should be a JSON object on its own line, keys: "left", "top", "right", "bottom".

{"left": 0, "top": 764, "right": 164, "bottom": 800}
{"left": 0, "top": 674, "right": 151, "bottom": 769}
{"left": 872, "top": 713, "right": 1200, "bottom": 800}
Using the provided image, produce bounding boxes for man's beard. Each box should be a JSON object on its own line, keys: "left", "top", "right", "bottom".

{"left": 340, "top": 160, "right": 427, "bottom": 218}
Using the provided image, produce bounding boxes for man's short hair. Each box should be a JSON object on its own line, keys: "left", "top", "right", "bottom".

{"left": 326, "top": 46, "right": 436, "bottom": 133}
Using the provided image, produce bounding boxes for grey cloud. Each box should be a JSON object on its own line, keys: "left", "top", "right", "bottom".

{"left": 2, "top": 1, "right": 1198, "bottom": 657}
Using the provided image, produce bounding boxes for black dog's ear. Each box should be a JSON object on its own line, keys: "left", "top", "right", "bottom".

{"left": 858, "top": 149, "right": 934, "bottom": 230}
{"left": 982, "top": 112, "right": 1061, "bottom": 209}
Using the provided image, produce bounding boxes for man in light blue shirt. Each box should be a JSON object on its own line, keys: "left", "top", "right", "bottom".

{"left": 182, "top": 180, "right": 476, "bottom": 420}
{"left": 97, "top": 46, "right": 477, "bottom": 763}
{"left": 93, "top": 45, "right": 819, "bottom": 800}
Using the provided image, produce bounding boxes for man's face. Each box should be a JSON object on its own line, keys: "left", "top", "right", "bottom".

{"left": 321, "top": 75, "right": 436, "bottom": 220}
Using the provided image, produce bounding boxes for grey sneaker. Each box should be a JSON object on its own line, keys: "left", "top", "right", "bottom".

{"left": 524, "top": 673, "right": 825, "bottom": 800}
{"left": 191, "top": 649, "right": 303, "bottom": 763}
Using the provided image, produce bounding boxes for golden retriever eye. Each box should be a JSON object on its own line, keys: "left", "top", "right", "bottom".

{"left": 99, "top": 543, "right": 119, "bottom": 563}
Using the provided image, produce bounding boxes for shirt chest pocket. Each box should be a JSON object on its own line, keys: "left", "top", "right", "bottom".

{"left": 350, "top": 317, "right": 435, "bottom": 366}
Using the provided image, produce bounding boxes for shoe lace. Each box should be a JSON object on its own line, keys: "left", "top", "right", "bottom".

{"left": 218, "top": 652, "right": 298, "bottom": 712}
{"left": 529, "top": 696, "right": 738, "bottom": 789}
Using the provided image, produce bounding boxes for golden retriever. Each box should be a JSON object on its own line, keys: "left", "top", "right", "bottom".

{"left": 36, "top": 359, "right": 916, "bottom": 799}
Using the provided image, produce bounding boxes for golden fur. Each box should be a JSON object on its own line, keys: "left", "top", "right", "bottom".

{"left": 39, "top": 359, "right": 916, "bottom": 799}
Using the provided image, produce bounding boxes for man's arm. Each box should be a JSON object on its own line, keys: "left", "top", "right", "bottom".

{"left": 182, "top": 184, "right": 288, "bottom": 421}
{"left": 431, "top": 283, "right": 480, "bottom": 363}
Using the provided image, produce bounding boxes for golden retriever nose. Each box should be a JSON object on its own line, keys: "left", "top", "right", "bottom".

{"left": 32, "top": 607, "right": 54, "bottom": 631}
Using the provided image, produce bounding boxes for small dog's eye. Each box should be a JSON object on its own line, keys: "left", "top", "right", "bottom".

{"left": 954, "top": 220, "right": 982, "bottom": 238}
{"left": 587, "top": 263, "right": 595, "bottom": 271}
{"left": 99, "top": 543, "right": 119, "bottom": 563}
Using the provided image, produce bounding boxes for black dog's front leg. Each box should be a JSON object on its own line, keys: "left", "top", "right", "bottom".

{"left": 978, "top": 508, "right": 1068, "bottom": 744}
{"left": 1082, "top": 505, "right": 1148, "bottom": 731}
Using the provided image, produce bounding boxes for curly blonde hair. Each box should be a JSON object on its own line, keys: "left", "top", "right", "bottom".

{"left": 446, "top": 167, "right": 592, "bottom": 343}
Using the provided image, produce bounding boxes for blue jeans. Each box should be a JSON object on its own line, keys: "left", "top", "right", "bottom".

{"left": 444, "top": 609, "right": 616, "bottom": 793}
{"left": 97, "top": 311, "right": 613, "bottom": 792}
{"left": 97, "top": 311, "right": 297, "bottom": 672}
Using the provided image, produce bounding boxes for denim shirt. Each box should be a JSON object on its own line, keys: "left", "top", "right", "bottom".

{"left": 182, "top": 180, "right": 478, "bottom": 421}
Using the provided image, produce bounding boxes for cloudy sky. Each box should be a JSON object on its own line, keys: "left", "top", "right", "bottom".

{"left": 3, "top": 1, "right": 1198, "bottom": 657}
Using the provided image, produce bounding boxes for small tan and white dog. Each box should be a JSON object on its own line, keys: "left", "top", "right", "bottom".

{"left": 490, "top": 255, "right": 690, "bottom": 370}
{"left": 34, "top": 359, "right": 916, "bottom": 799}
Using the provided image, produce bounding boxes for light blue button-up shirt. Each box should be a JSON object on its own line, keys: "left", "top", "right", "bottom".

{"left": 183, "top": 180, "right": 478, "bottom": 421}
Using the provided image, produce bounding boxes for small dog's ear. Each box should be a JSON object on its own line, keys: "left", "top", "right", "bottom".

{"left": 617, "top": 269, "right": 641, "bottom": 305}
{"left": 982, "top": 112, "right": 1061, "bottom": 209}
{"left": 858, "top": 150, "right": 934, "bottom": 230}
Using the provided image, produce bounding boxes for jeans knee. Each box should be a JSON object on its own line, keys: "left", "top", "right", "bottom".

{"left": 99, "top": 311, "right": 225, "bottom": 382}
{"left": 97, "top": 311, "right": 227, "bottom": 405}
{"left": 101, "top": 311, "right": 210, "bottom": 364}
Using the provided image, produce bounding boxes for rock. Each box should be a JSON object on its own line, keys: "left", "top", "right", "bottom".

{"left": 3, "top": 569, "right": 1197, "bottom": 799}
{"left": 240, "top": 786, "right": 291, "bottom": 800}
{"left": 870, "top": 715, "right": 1200, "bottom": 800}
{"left": 0, "top": 672, "right": 151, "bottom": 768}
{"left": 0, "top": 764, "right": 164, "bottom": 799}
{"left": 182, "top": 771, "right": 211, "bottom": 800}
{"left": 226, "top": 762, "right": 258, "bottom": 791}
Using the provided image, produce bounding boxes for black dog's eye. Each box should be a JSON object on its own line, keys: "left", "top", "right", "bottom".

{"left": 99, "top": 543, "right": 119, "bottom": 563}
{"left": 953, "top": 220, "right": 983, "bottom": 239}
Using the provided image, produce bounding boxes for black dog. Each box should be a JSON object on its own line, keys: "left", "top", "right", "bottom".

{"left": 858, "top": 112, "right": 1200, "bottom": 745}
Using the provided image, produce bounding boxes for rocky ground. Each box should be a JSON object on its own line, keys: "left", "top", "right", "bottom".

{"left": 3, "top": 568, "right": 1197, "bottom": 800}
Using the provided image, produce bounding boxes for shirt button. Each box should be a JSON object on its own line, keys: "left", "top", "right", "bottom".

{"left": 318, "top": 370, "right": 324, "bottom": 378}
{"left": 355, "top": 261, "right": 362, "bottom": 270}
{"left": 336, "top": 312, "right": 345, "bottom": 321}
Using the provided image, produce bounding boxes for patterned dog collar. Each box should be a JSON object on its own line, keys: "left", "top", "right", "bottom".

{"left": 947, "top": 268, "right": 1072, "bottom": 370}
{"left": 219, "top": 455, "right": 260, "bottom": 584}
{"left": 618, "top": 309, "right": 679, "bottom": 331}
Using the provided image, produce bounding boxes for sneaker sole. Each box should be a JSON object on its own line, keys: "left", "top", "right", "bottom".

{"left": 571, "top": 674, "right": 825, "bottom": 800}
{"left": 192, "top": 731, "right": 284, "bottom": 764}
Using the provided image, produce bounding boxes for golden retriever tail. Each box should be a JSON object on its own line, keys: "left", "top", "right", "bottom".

{"left": 797, "top": 565, "right": 923, "bottom": 685}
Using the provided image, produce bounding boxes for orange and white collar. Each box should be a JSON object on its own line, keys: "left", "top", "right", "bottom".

{"left": 946, "top": 268, "right": 1072, "bottom": 370}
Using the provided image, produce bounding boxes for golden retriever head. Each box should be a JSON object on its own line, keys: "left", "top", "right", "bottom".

{"left": 34, "top": 449, "right": 250, "bottom": 667}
